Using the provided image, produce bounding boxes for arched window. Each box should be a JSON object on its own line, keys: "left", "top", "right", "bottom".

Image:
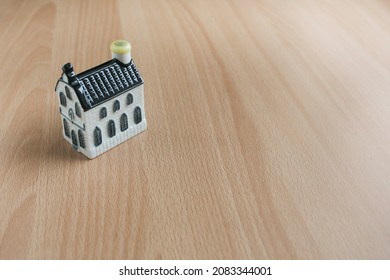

{"left": 71, "top": 130, "right": 78, "bottom": 149}
{"left": 120, "top": 113, "right": 128, "bottom": 131}
{"left": 94, "top": 127, "right": 102, "bottom": 146}
{"left": 100, "top": 107, "right": 107, "bottom": 119}
{"left": 63, "top": 118, "right": 70, "bottom": 137}
{"left": 75, "top": 102, "right": 81, "bottom": 118}
{"left": 78, "top": 130, "right": 85, "bottom": 148}
{"left": 60, "top": 92, "right": 67, "bottom": 107}
{"left": 113, "top": 100, "right": 120, "bottom": 112}
{"left": 134, "top": 106, "right": 142, "bottom": 124}
{"left": 127, "top": 93, "right": 133, "bottom": 105}
{"left": 108, "top": 120, "right": 116, "bottom": 138}
{"left": 65, "top": 86, "right": 72, "bottom": 100}
{"left": 68, "top": 108, "right": 75, "bottom": 120}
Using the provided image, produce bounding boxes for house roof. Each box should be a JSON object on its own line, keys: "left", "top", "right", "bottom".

{"left": 69, "top": 59, "right": 143, "bottom": 111}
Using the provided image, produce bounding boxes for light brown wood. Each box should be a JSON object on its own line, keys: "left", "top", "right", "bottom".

{"left": 0, "top": 0, "right": 390, "bottom": 259}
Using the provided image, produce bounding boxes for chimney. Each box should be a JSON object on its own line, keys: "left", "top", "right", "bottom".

{"left": 62, "top": 63, "right": 77, "bottom": 83}
{"left": 62, "top": 62, "right": 82, "bottom": 90}
{"left": 110, "top": 40, "right": 132, "bottom": 65}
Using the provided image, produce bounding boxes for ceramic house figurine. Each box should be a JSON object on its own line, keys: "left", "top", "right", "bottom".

{"left": 54, "top": 40, "right": 147, "bottom": 159}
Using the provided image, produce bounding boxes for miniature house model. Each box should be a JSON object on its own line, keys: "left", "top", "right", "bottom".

{"left": 54, "top": 40, "right": 147, "bottom": 159}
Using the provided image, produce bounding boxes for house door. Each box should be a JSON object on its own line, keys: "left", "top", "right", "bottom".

{"left": 71, "top": 130, "right": 78, "bottom": 150}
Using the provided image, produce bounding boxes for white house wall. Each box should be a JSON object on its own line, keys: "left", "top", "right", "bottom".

{"left": 55, "top": 80, "right": 85, "bottom": 151}
{"left": 83, "top": 84, "right": 146, "bottom": 158}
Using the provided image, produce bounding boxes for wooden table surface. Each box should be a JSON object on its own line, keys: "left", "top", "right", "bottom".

{"left": 1, "top": 0, "right": 390, "bottom": 259}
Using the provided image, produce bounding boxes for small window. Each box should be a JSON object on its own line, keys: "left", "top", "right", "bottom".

{"left": 100, "top": 107, "right": 107, "bottom": 119}
{"left": 65, "top": 86, "right": 72, "bottom": 100}
{"left": 60, "top": 92, "right": 67, "bottom": 107}
{"left": 71, "top": 130, "right": 78, "bottom": 149}
{"left": 127, "top": 93, "right": 133, "bottom": 105}
{"left": 75, "top": 103, "right": 81, "bottom": 118}
{"left": 78, "top": 130, "right": 85, "bottom": 148}
{"left": 68, "top": 108, "right": 74, "bottom": 120}
{"left": 134, "top": 106, "right": 142, "bottom": 124}
{"left": 113, "top": 100, "right": 120, "bottom": 112}
{"left": 108, "top": 120, "right": 116, "bottom": 138}
{"left": 94, "top": 127, "right": 102, "bottom": 146}
{"left": 63, "top": 118, "right": 70, "bottom": 137}
{"left": 120, "top": 113, "right": 128, "bottom": 131}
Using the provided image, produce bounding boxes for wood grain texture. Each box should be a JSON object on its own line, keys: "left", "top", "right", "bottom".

{"left": 0, "top": 0, "right": 390, "bottom": 259}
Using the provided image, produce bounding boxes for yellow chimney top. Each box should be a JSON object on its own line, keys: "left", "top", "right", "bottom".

{"left": 110, "top": 40, "right": 132, "bottom": 64}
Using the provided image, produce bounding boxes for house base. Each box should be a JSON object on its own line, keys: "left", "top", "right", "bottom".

{"left": 63, "top": 120, "right": 147, "bottom": 159}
